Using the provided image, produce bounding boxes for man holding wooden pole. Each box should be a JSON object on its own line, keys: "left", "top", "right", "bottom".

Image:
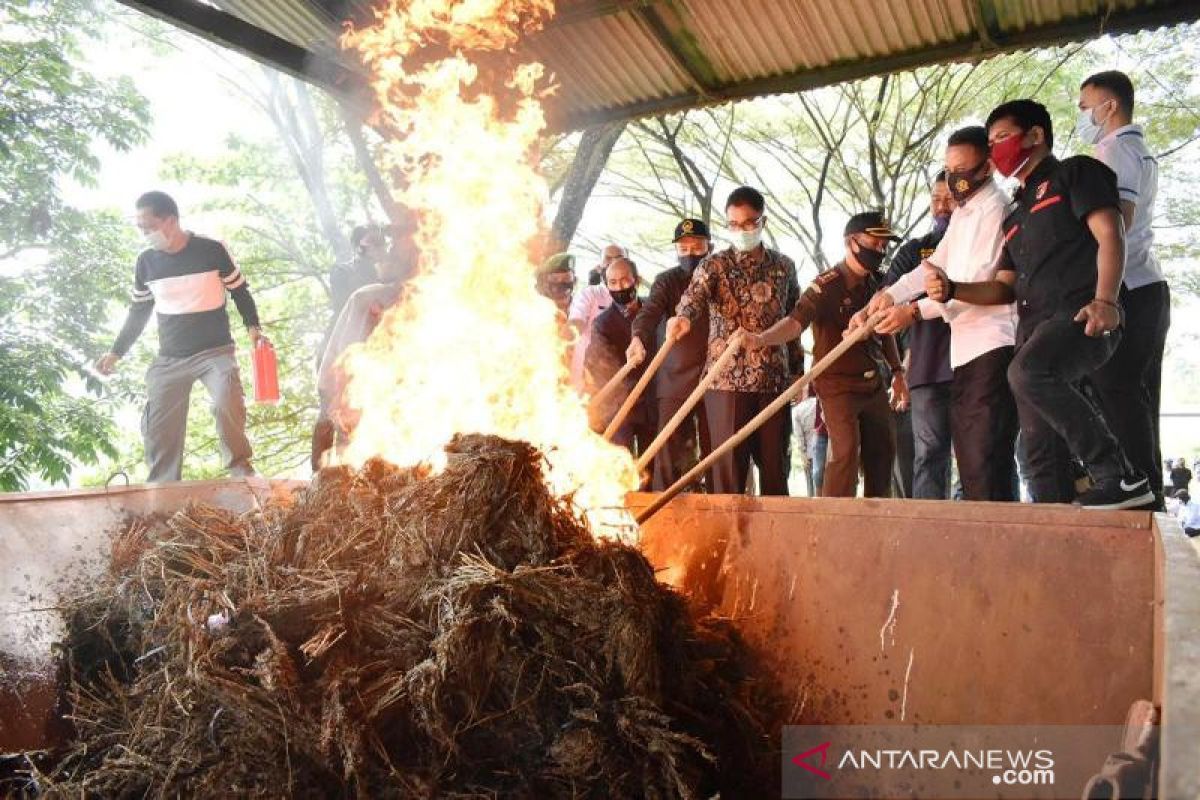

{"left": 665, "top": 187, "right": 802, "bottom": 496}
{"left": 746, "top": 212, "right": 908, "bottom": 498}
{"left": 627, "top": 218, "right": 714, "bottom": 491}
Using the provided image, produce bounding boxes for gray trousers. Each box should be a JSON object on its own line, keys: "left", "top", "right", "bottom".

{"left": 142, "top": 344, "right": 254, "bottom": 482}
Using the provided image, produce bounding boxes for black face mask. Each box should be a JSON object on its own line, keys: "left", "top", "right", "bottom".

{"left": 946, "top": 160, "right": 990, "bottom": 205}
{"left": 610, "top": 287, "right": 636, "bottom": 306}
{"left": 678, "top": 253, "right": 706, "bottom": 272}
{"left": 852, "top": 241, "right": 886, "bottom": 272}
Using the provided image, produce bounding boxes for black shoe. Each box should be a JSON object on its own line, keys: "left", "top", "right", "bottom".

{"left": 1075, "top": 475, "right": 1155, "bottom": 511}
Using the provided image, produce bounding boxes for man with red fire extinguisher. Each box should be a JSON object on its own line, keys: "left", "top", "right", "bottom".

{"left": 95, "top": 191, "right": 262, "bottom": 482}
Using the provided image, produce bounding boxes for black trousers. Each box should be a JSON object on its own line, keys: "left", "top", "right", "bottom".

{"left": 821, "top": 381, "right": 895, "bottom": 498}
{"left": 952, "top": 346, "right": 1019, "bottom": 501}
{"left": 1089, "top": 281, "right": 1170, "bottom": 496}
{"left": 910, "top": 382, "right": 953, "bottom": 499}
{"left": 1008, "top": 314, "right": 1131, "bottom": 503}
{"left": 704, "top": 390, "right": 791, "bottom": 495}
{"left": 651, "top": 396, "right": 712, "bottom": 492}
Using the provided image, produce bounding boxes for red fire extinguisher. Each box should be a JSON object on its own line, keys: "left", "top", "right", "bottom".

{"left": 252, "top": 337, "right": 281, "bottom": 405}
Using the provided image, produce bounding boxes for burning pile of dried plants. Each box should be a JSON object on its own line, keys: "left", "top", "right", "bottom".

{"left": 21, "top": 435, "right": 774, "bottom": 798}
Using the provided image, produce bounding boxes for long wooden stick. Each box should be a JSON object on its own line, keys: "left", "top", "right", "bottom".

{"left": 635, "top": 312, "right": 886, "bottom": 525}
{"left": 588, "top": 358, "right": 639, "bottom": 416}
{"left": 603, "top": 337, "right": 676, "bottom": 441}
{"left": 634, "top": 329, "right": 745, "bottom": 473}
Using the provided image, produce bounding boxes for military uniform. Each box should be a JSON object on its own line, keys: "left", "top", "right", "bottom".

{"left": 790, "top": 262, "right": 902, "bottom": 497}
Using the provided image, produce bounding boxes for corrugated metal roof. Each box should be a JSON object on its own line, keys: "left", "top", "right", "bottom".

{"left": 142, "top": 0, "right": 1200, "bottom": 130}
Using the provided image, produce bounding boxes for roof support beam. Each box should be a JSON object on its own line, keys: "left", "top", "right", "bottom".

{"left": 113, "top": 0, "right": 366, "bottom": 98}
{"left": 636, "top": 0, "right": 721, "bottom": 97}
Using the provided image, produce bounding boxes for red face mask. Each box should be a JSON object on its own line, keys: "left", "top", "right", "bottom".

{"left": 990, "top": 132, "right": 1034, "bottom": 178}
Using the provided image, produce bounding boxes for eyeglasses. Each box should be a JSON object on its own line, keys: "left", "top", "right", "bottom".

{"left": 726, "top": 216, "right": 764, "bottom": 232}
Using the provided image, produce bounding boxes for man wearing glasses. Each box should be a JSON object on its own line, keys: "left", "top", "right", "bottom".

{"left": 666, "top": 186, "right": 802, "bottom": 495}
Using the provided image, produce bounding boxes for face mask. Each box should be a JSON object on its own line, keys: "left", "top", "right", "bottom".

{"left": 678, "top": 253, "right": 706, "bottom": 271}
{"left": 931, "top": 214, "right": 951, "bottom": 236}
{"left": 990, "top": 133, "right": 1035, "bottom": 178}
{"left": 609, "top": 287, "right": 636, "bottom": 306}
{"left": 946, "top": 161, "right": 990, "bottom": 205}
{"left": 144, "top": 229, "right": 169, "bottom": 250}
{"left": 730, "top": 229, "right": 762, "bottom": 253}
{"left": 1075, "top": 103, "right": 1109, "bottom": 145}
{"left": 851, "top": 240, "right": 886, "bottom": 272}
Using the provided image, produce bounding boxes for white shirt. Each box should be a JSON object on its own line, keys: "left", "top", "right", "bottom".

{"left": 1178, "top": 500, "right": 1200, "bottom": 530}
{"left": 567, "top": 283, "right": 610, "bottom": 392}
{"left": 885, "top": 179, "right": 1016, "bottom": 369}
{"left": 1095, "top": 124, "right": 1162, "bottom": 289}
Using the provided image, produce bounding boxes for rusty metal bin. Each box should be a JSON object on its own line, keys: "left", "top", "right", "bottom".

{"left": 3, "top": 485, "right": 1198, "bottom": 798}
{"left": 629, "top": 494, "right": 1200, "bottom": 799}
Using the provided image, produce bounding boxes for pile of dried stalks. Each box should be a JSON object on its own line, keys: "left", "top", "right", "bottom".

{"left": 30, "top": 435, "right": 774, "bottom": 798}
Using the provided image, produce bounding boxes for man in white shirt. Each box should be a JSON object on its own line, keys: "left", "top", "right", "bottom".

{"left": 1077, "top": 71, "right": 1170, "bottom": 507}
{"left": 568, "top": 243, "right": 625, "bottom": 392}
{"left": 1176, "top": 491, "right": 1200, "bottom": 537}
{"left": 856, "top": 126, "right": 1019, "bottom": 500}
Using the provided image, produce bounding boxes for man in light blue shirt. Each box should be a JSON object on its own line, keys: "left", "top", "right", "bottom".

{"left": 1077, "top": 70, "right": 1170, "bottom": 507}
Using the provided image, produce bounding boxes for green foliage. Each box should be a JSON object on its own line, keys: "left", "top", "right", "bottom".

{"left": 0, "top": 0, "right": 149, "bottom": 489}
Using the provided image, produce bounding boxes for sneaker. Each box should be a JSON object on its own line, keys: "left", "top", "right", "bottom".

{"left": 1075, "top": 475, "right": 1155, "bottom": 511}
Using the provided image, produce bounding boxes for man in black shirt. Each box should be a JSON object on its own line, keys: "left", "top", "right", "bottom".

{"left": 924, "top": 100, "right": 1152, "bottom": 509}
{"left": 585, "top": 258, "right": 655, "bottom": 466}
{"left": 882, "top": 173, "right": 955, "bottom": 499}
{"left": 96, "top": 191, "right": 261, "bottom": 483}
{"left": 626, "top": 218, "right": 713, "bottom": 490}
{"left": 331, "top": 225, "right": 389, "bottom": 316}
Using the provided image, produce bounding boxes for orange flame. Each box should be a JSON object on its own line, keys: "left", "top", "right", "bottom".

{"left": 339, "top": 1, "right": 638, "bottom": 520}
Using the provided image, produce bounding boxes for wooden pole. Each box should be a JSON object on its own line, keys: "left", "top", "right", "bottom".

{"left": 635, "top": 313, "right": 885, "bottom": 525}
{"left": 587, "top": 358, "right": 639, "bottom": 416}
{"left": 603, "top": 337, "right": 676, "bottom": 441}
{"left": 634, "top": 329, "right": 745, "bottom": 474}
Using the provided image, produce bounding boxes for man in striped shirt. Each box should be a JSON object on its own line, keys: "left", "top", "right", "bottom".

{"left": 96, "top": 191, "right": 261, "bottom": 482}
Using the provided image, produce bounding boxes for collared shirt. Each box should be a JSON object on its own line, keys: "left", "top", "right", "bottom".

{"left": 886, "top": 180, "right": 1017, "bottom": 369}
{"left": 998, "top": 155, "right": 1120, "bottom": 330}
{"left": 676, "top": 245, "right": 802, "bottom": 393}
{"left": 568, "top": 283, "right": 611, "bottom": 392}
{"left": 1095, "top": 124, "right": 1162, "bottom": 289}
{"left": 1178, "top": 500, "right": 1200, "bottom": 530}
{"left": 790, "top": 261, "right": 898, "bottom": 394}
{"left": 884, "top": 230, "right": 952, "bottom": 388}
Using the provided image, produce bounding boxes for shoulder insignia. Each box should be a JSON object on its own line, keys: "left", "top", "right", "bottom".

{"left": 1036, "top": 180, "right": 1049, "bottom": 200}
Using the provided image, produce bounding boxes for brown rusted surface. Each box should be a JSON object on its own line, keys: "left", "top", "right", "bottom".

{"left": 631, "top": 494, "right": 1156, "bottom": 727}
{"left": 0, "top": 479, "right": 302, "bottom": 752}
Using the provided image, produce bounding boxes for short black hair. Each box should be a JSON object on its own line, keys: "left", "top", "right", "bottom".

{"left": 726, "top": 185, "right": 765, "bottom": 214}
{"left": 946, "top": 125, "right": 989, "bottom": 157}
{"left": 933, "top": 169, "right": 947, "bottom": 184}
{"left": 1082, "top": 70, "right": 1135, "bottom": 115}
{"left": 135, "top": 191, "right": 179, "bottom": 219}
{"left": 605, "top": 257, "right": 638, "bottom": 280}
{"left": 351, "top": 224, "right": 385, "bottom": 249}
{"left": 985, "top": 99, "right": 1054, "bottom": 150}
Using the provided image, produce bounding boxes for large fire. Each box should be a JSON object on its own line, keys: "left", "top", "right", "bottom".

{"left": 338, "top": 1, "right": 639, "bottom": 518}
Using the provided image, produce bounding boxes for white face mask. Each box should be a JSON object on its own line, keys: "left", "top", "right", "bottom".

{"left": 1075, "top": 101, "right": 1111, "bottom": 145}
{"left": 144, "top": 229, "right": 169, "bottom": 250}
{"left": 730, "top": 228, "right": 762, "bottom": 253}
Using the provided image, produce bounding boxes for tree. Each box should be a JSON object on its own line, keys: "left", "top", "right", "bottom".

{"left": 0, "top": 0, "right": 150, "bottom": 490}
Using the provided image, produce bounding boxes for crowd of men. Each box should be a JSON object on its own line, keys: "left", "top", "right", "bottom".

{"left": 96, "top": 71, "right": 1183, "bottom": 515}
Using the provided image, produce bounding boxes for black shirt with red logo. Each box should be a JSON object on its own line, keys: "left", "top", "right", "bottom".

{"left": 998, "top": 155, "right": 1120, "bottom": 332}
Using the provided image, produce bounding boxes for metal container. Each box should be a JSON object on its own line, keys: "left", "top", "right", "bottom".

{"left": 3, "top": 484, "right": 1197, "bottom": 797}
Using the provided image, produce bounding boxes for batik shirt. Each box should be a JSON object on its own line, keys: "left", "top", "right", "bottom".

{"left": 675, "top": 245, "right": 802, "bottom": 393}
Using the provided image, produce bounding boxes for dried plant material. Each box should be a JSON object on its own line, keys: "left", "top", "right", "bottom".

{"left": 24, "top": 435, "right": 774, "bottom": 798}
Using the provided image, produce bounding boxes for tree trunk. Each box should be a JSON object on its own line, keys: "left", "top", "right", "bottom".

{"left": 548, "top": 120, "right": 626, "bottom": 253}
